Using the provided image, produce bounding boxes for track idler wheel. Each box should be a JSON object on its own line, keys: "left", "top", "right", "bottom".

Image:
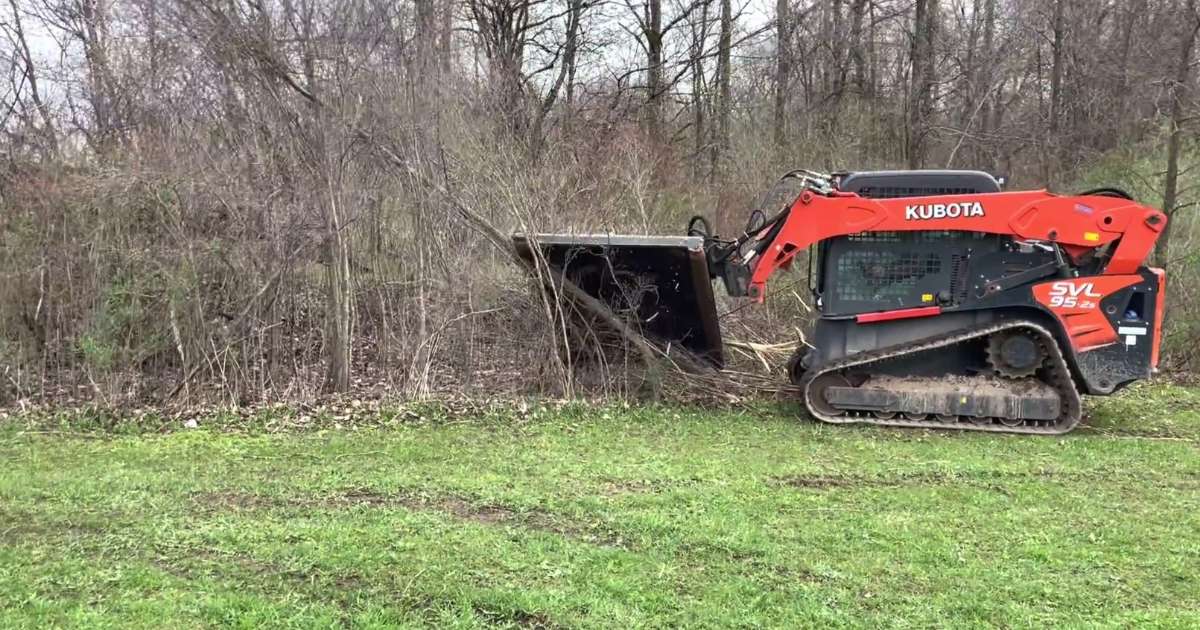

{"left": 807, "top": 373, "right": 852, "bottom": 417}
{"left": 986, "top": 331, "right": 1047, "bottom": 379}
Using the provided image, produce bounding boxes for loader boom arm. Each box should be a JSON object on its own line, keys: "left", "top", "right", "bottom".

{"left": 745, "top": 189, "right": 1167, "bottom": 301}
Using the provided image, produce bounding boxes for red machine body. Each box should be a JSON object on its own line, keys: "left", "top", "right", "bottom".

{"left": 748, "top": 189, "right": 1165, "bottom": 298}
{"left": 740, "top": 188, "right": 1166, "bottom": 361}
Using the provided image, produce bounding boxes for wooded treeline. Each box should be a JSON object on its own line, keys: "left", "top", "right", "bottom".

{"left": 2, "top": 0, "right": 1198, "bottom": 405}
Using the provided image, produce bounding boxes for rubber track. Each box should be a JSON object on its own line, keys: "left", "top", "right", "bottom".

{"left": 797, "top": 320, "right": 1082, "bottom": 435}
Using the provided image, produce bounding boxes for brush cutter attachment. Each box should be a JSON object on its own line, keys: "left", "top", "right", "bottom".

{"left": 512, "top": 234, "right": 725, "bottom": 367}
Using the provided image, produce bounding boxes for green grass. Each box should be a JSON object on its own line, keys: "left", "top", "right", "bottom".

{"left": 2, "top": 384, "right": 1199, "bottom": 629}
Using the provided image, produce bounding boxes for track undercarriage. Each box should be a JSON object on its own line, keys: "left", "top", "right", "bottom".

{"left": 796, "top": 321, "right": 1082, "bottom": 435}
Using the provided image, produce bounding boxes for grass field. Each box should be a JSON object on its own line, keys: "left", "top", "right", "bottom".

{"left": 2, "top": 385, "right": 1199, "bottom": 628}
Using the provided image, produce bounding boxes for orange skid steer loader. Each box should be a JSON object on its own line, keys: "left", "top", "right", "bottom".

{"left": 515, "top": 170, "right": 1167, "bottom": 434}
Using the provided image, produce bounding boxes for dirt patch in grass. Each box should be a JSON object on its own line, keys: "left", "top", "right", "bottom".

{"left": 769, "top": 468, "right": 1200, "bottom": 491}
{"left": 597, "top": 479, "right": 664, "bottom": 496}
{"left": 192, "top": 491, "right": 292, "bottom": 511}
{"left": 314, "top": 489, "right": 519, "bottom": 525}
{"left": 192, "top": 488, "right": 626, "bottom": 548}
{"left": 0, "top": 506, "right": 116, "bottom": 542}
{"left": 401, "top": 494, "right": 517, "bottom": 525}
{"left": 770, "top": 473, "right": 950, "bottom": 489}
{"left": 150, "top": 545, "right": 368, "bottom": 621}
{"left": 473, "top": 604, "right": 563, "bottom": 629}
{"left": 770, "top": 469, "right": 1071, "bottom": 490}
{"left": 775, "top": 475, "right": 877, "bottom": 489}
{"left": 152, "top": 543, "right": 566, "bottom": 627}
{"left": 380, "top": 491, "right": 625, "bottom": 547}
{"left": 322, "top": 488, "right": 417, "bottom": 508}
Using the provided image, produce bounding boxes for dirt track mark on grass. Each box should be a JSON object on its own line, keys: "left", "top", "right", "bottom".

{"left": 370, "top": 490, "right": 628, "bottom": 548}
{"left": 776, "top": 476, "right": 875, "bottom": 489}
{"left": 598, "top": 479, "right": 661, "bottom": 496}
{"left": 771, "top": 471, "right": 967, "bottom": 490}
{"left": 772, "top": 469, "right": 1200, "bottom": 491}
{"left": 192, "top": 488, "right": 627, "bottom": 548}
{"left": 772, "top": 470, "right": 1051, "bottom": 491}
{"left": 0, "top": 506, "right": 117, "bottom": 542}
{"left": 770, "top": 471, "right": 989, "bottom": 489}
{"left": 153, "top": 545, "right": 363, "bottom": 587}
{"left": 194, "top": 491, "right": 291, "bottom": 511}
{"left": 472, "top": 604, "right": 563, "bottom": 629}
{"left": 338, "top": 490, "right": 519, "bottom": 525}
{"left": 150, "top": 545, "right": 372, "bottom": 625}
{"left": 152, "top": 543, "right": 567, "bottom": 627}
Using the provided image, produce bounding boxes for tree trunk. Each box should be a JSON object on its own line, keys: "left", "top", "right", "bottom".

{"left": 565, "top": 0, "right": 582, "bottom": 108}
{"left": 691, "top": 0, "right": 710, "bottom": 176}
{"left": 143, "top": 0, "right": 160, "bottom": 101}
{"left": 1048, "top": 0, "right": 1064, "bottom": 136}
{"left": 465, "top": 0, "right": 533, "bottom": 137}
{"left": 1157, "top": 0, "right": 1200, "bottom": 270}
{"left": 774, "top": 0, "right": 790, "bottom": 149}
{"left": 1045, "top": 0, "right": 1066, "bottom": 184}
{"left": 907, "top": 0, "right": 925, "bottom": 168}
{"left": 8, "top": 0, "right": 58, "bottom": 156}
{"left": 532, "top": 0, "right": 584, "bottom": 155}
{"left": 1113, "top": 0, "right": 1145, "bottom": 146}
{"left": 439, "top": 0, "right": 454, "bottom": 72}
{"left": 867, "top": 0, "right": 879, "bottom": 101}
{"left": 416, "top": 0, "right": 439, "bottom": 97}
{"left": 907, "top": 0, "right": 937, "bottom": 169}
{"left": 848, "top": 0, "right": 868, "bottom": 96}
{"left": 645, "top": 0, "right": 664, "bottom": 140}
{"left": 713, "top": 0, "right": 732, "bottom": 177}
{"left": 324, "top": 184, "right": 354, "bottom": 393}
{"left": 959, "top": 0, "right": 982, "bottom": 130}
{"left": 829, "top": 0, "right": 847, "bottom": 104}
{"left": 978, "top": 0, "right": 996, "bottom": 168}
{"left": 80, "top": 0, "right": 117, "bottom": 151}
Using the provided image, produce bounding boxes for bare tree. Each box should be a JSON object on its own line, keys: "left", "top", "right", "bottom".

{"left": 4, "top": 0, "right": 58, "bottom": 155}
{"left": 685, "top": 0, "right": 713, "bottom": 174}
{"left": 773, "top": 0, "right": 789, "bottom": 149}
{"left": 1044, "top": 0, "right": 1066, "bottom": 184}
{"left": 712, "top": 0, "right": 731, "bottom": 175}
{"left": 978, "top": 0, "right": 997, "bottom": 168}
{"left": 466, "top": 0, "right": 535, "bottom": 135}
{"left": 623, "top": 0, "right": 706, "bottom": 142}
{"left": 907, "top": 0, "right": 939, "bottom": 168}
{"left": 1158, "top": 0, "right": 1200, "bottom": 269}
{"left": 29, "top": 0, "right": 121, "bottom": 150}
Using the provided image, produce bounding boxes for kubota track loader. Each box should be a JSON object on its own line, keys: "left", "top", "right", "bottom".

{"left": 514, "top": 170, "right": 1167, "bottom": 434}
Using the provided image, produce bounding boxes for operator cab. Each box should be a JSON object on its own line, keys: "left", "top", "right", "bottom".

{"left": 815, "top": 170, "right": 1007, "bottom": 317}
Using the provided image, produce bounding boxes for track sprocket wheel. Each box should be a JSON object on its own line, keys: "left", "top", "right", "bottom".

{"left": 986, "top": 331, "right": 1047, "bottom": 379}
